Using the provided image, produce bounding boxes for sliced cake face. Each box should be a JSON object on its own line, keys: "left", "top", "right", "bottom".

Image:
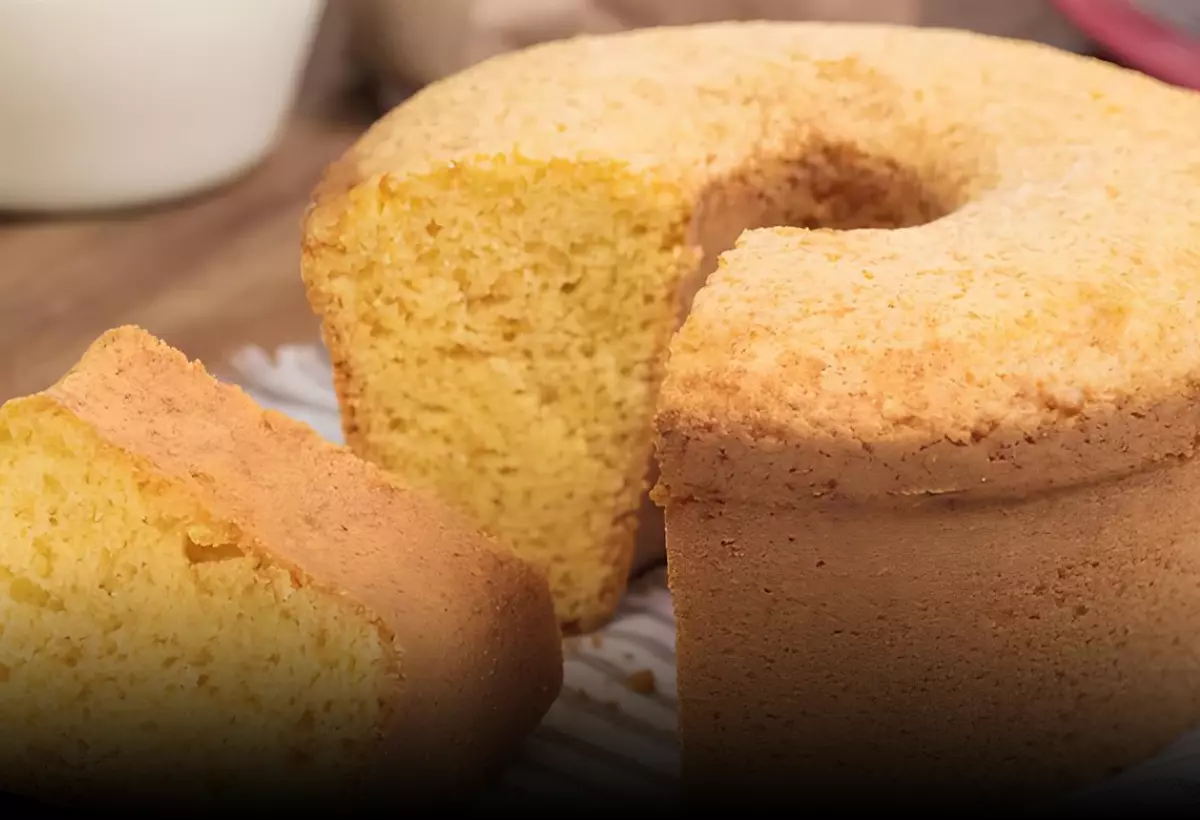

{"left": 0, "top": 396, "right": 396, "bottom": 805}
{"left": 305, "top": 158, "right": 691, "bottom": 632}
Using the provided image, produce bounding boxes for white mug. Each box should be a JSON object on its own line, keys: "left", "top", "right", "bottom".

{"left": 0, "top": 0, "right": 325, "bottom": 212}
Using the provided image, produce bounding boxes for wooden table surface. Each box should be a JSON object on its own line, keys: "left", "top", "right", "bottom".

{"left": 0, "top": 112, "right": 368, "bottom": 403}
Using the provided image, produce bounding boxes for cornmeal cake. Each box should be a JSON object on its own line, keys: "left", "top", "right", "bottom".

{"left": 304, "top": 20, "right": 1200, "bottom": 807}
{"left": 0, "top": 327, "right": 562, "bottom": 810}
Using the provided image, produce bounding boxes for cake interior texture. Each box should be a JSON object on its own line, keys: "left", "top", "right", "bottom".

{"left": 315, "top": 160, "right": 685, "bottom": 631}
{"left": 0, "top": 397, "right": 392, "bottom": 806}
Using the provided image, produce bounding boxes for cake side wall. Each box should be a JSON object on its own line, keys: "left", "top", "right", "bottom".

{"left": 666, "top": 458, "right": 1200, "bottom": 808}
{"left": 656, "top": 389, "right": 1200, "bottom": 506}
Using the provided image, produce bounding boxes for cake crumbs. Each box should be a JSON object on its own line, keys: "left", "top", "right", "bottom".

{"left": 562, "top": 636, "right": 583, "bottom": 658}
{"left": 626, "top": 668, "right": 657, "bottom": 694}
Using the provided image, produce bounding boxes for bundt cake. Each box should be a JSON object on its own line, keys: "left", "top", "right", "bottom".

{"left": 0, "top": 327, "right": 562, "bottom": 809}
{"left": 302, "top": 19, "right": 1200, "bottom": 804}
{"left": 300, "top": 19, "right": 1015, "bottom": 631}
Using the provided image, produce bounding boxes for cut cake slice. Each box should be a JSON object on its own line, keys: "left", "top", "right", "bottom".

{"left": 0, "top": 326, "right": 562, "bottom": 810}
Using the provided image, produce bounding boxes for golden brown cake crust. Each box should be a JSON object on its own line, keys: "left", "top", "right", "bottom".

{"left": 300, "top": 21, "right": 1200, "bottom": 504}
{"left": 43, "top": 327, "right": 563, "bottom": 799}
{"left": 667, "top": 458, "right": 1200, "bottom": 806}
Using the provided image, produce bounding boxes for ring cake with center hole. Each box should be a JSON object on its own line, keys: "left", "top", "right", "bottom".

{"left": 301, "top": 21, "right": 1200, "bottom": 806}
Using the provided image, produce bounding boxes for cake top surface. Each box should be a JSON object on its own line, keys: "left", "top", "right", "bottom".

{"left": 316, "top": 21, "right": 1198, "bottom": 200}
{"left": 311, "top": 22, "right": 1200, "bottom": 494}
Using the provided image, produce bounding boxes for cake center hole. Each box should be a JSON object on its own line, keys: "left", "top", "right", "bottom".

{"left": 685, "top": 140, "right": 957, "bottom": 309}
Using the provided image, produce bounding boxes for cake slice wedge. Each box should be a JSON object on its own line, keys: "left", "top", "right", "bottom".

{"left": 0, "top": 326, "right": 562, "bottom": 810}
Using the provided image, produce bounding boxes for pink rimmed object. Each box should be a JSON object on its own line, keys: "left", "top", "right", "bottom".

{"left": 1052, "top": 0, "right": 1200, "bottom": 89}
